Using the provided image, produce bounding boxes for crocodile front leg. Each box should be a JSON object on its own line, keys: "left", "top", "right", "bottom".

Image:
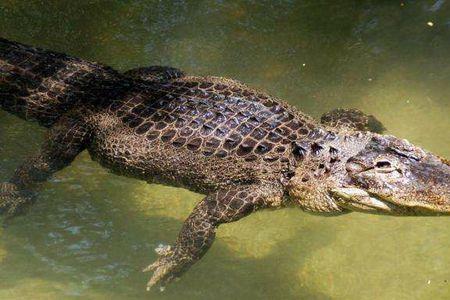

{"left": 0, "top": 114, "right": 90, "bottom": 216}
{"left": 144, "top": 184, "right": 284, "bottom": 290}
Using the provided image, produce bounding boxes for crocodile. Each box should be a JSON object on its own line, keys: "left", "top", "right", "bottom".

{"left": 0, "top": 38, "right": 449, "bottom": 290}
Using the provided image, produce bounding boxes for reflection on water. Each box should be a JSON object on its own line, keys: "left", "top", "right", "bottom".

{"left": 0, "top": 1, "right": 449, "bottom": 299}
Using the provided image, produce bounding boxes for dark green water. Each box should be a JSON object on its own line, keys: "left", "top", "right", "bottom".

{"left": 0, "top": 1, "right": 449, "bottom": 299}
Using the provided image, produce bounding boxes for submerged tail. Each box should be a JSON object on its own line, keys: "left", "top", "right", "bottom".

{"left": 0, "top": 38, "right": 124, "bottom": 127}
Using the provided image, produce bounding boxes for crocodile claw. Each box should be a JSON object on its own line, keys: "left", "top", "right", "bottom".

{"left": 0, "top": 182, "right": 31, "bottom": 217}
{"left": 143, "top": 244, "right": 189, "bottom": 290}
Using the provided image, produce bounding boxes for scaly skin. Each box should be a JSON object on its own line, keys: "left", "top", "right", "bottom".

{"left": 1, "top": 38, "right": 449, "bottom": 289}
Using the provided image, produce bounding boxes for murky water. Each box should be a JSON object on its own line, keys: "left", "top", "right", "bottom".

{"left": 1, "top": 1, "right": 449, "bottom": 299}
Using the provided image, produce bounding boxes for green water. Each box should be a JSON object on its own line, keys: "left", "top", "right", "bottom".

{"left": 0, "top": 1, "right": 449, "bottom": 299}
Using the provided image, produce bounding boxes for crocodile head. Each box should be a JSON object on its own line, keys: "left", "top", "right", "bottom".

{"left": 332, "top": 135, "right": 450, "bottom": 215}
{"left": 288, "top": 134, "right": 450, "bottom": 216}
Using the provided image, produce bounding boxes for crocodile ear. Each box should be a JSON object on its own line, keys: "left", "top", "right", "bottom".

{"left": 320, "top": 108, "right": 386, "bottom": 133}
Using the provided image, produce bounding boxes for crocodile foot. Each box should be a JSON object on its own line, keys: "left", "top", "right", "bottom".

{"left": 0, "top": 182, "right": 31, "bottom": 217}
{"left": 143, "top": 244, "right": 191, "bottom": 290}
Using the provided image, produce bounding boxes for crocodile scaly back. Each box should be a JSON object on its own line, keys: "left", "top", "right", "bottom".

{"left": 108, "top": 75, "right": 324, "bottom": 167}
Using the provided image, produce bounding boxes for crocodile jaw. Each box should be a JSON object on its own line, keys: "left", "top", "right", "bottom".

{"left": 330, "top": 187, "right": 450, "bottom": 216}
{"left": 330, "top": 188, "right": 397, "bottom": 214}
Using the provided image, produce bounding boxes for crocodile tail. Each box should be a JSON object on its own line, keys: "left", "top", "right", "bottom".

{"left": 0, "top": 37, "right": 124, "bottom": 127}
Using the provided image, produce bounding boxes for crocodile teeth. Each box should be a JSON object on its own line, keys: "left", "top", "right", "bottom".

{"left": 330, "top": 187, "right": 394, "bottom": 213}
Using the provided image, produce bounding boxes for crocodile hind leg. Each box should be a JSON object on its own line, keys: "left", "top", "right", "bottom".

{"left": 123, "top": 66, "right": 185, "bottom": 82}
{"left": 0, "top": 113, "right": 90, "bottom": 216}
{"left": 143, "top": 184, "right": 284, "bottom": 290}
{"left": 320, "top": 108, "right": 386, "bottom": 133}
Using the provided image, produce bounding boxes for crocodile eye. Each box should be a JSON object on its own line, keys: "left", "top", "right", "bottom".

{"left": 374, "top": 160, "right": 396, "bottom": 173}
{"left": 375, "top": 160, "right": 392, "bottom": 169}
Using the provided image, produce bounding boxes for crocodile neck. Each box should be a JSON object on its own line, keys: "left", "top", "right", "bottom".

{"left": 283, "top": 128, "right": 373, "bottom": 212}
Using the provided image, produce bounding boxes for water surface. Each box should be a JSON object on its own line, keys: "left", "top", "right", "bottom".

{"left": 0, "top": 1, "right": 449, "bottom": 299}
